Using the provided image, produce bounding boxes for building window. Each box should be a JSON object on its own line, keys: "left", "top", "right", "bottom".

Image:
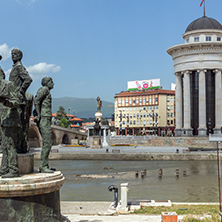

{"left": 186, "top": 38, "right": 189, "bottom": 43}
{"left": 206, "top": 36, "right": 211, "bottom": 41}
{"left": 133, "top": 99, "right": 135, "bottom": 104}
{"left": 171, "top": 120, "right": 174, "bottom": 125}
{"left": 171, "top": 113, "right": 173, "bottom": 117}
{"left": 123, "top": 121, "right": 125, "bottom": 125}
{"left": 167, "top": 113, "right": 170, "bottom": 117}
{"left": 217, "top": 37, "right": 221, "bottom": 41}
{"left": 194, "top": 37, "right": 199, "bottom": 42}
{"left": 133, "top": 121, "right": 136, "bottom": 125}
{"left": 156, "top": 106, "right": 158, "bottom": 109}
{"left": 146, "top": 98, "right": 149, "bottom": 103}
{"left": 137, "top": 114, "right": 139, "bottom": 118}
{"left": 126, "top": 99, "right": 128, "bottom": 105}
{"left": 136, "top": 99, "right": 139, "bottom": 104}
{"left": 155, "top": 97, "right": 158, "bottom": 102}
{"left": 130, "top": 121, "right": 132, "bottom": 125}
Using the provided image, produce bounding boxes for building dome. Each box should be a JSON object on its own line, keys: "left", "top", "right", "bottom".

{"left": 185, "top": 16, "right": 222, "bottom": 32}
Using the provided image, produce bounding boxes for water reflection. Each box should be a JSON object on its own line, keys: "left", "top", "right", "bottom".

{"left": 34, "top": 160, "right": 220, "bottom": 202}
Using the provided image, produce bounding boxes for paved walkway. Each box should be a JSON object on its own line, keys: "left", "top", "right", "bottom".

{"left": 63, "top": 214, "right": 163, "bottom": 222}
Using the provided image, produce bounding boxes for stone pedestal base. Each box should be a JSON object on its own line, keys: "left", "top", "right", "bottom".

{"left": 175, "top": 129, "right": 182, "bottom": 137}
{"left": 198, "top": 128, "right": 207, "bottom": 136}
{"left": 214, "top": 128, "right": 222, "bottom": 135}
{"left": 92, "top": 136, "right": 102, "bottom": 148}
{"left": 182, "top": 128, "right": 193, "bottom": 137}
{"left": 0, "top": 153, "right": 34, "bottom": 174}
{"left": 0, "top": 171, "right": 64, "bottom": 222}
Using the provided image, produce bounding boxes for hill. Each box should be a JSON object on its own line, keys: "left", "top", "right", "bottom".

{"left": 52, "top": 97, "right": 114, "bottom": 118}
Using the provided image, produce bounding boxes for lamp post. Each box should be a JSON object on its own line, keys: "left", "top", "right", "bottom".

{"left": 119, "top": 111, "right": 122, "bottom": 136}
{"left": 126, "top": 114, "right": 129, "bottom": 135}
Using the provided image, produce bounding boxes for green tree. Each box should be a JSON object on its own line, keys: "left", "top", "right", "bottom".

{"left": 60, "top": 117, "right": 68, "bottom": 128}
{"left": 55, "top": 106, "right": 68, "bottom": 120}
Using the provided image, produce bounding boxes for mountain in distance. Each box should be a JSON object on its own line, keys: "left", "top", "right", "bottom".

{"left": 52, "top": 97, "right": 114, "bottom": 118}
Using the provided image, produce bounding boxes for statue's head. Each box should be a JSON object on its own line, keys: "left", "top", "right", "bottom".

{"left": 11, "top": 48, "right": 23, "bottom": 62}
{"left": 41, "top": 76, "right": 54, "bottom": 89}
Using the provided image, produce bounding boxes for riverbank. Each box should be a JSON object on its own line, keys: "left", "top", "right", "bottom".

{"left": 33, "top": 152, "right": 221, "bottom": 161}
{"left": 31, "top": 145, "right": 221, "bottom": 161}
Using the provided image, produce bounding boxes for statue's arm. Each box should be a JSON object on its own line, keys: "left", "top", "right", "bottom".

{"left": 18, "top": 65, "right": 33, "bottom": 94}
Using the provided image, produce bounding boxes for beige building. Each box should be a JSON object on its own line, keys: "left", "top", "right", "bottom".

{"left": 114, "top": 89, "right": 175, "bottom": 136}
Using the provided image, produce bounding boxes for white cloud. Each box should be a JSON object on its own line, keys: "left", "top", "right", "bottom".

{"left": 0, "top": 43, "right": 14, "bottom": 61}
{"left": 27, "top": 62, "right": 61, "bottom": 81}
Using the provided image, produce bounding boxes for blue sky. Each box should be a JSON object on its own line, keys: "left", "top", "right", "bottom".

{"left": 0, "top": 0, "right": 221, "bottom": 103}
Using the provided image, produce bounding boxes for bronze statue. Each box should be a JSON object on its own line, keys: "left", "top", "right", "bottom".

{"left": 96, "top": 96, "right": 102, "bottom": 111}
{"left": 34, "top": 77, "right": 55, "bottom": 173}
{"left": 94, "top": 118, "right": 101, "bottom": 136}
{"left": 9, "top": 49, "right": 33, "bottom": 153}
{"left": 0, "top": 55, "right": 5, "bottom": 149}
{"left": 0, "top": 75, "right": 23, "bottom": 178}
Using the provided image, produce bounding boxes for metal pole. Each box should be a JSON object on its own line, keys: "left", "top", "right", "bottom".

{"left": 217, "top": 141, "right": 222, "bottom": 213}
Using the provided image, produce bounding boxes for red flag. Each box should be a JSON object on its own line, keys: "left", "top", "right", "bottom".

{"left": 200, "top": 0, "right": 205, "bottom": 7}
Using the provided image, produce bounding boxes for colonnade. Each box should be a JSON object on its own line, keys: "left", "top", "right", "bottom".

{"left": 175, "top": 69, "right": 222, "bottom": 136}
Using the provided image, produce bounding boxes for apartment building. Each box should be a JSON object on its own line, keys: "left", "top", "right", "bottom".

{"left": 114, "top": 89, "right": 175, "bottom": 136}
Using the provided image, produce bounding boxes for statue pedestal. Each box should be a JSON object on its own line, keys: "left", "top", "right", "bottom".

{"left": 0, "top": 171, "right": 64, "bottom": 222}
{"left": 91, "top": 136, "right": 102, "bottom": 148}
{"left": 95, "top": 111, "right": 102, "bottom": 120}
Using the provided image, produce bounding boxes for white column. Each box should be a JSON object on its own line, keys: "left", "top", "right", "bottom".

{"left": 184, "top": 71, "right": 190, "bottom": 128}
{"left": 183, "top": 71, "right": 192, "bottom": 136}
{"left": 198, "top": 70, "right": 207, "bottom": 136}
{"left": 214, "top": 69, "right": 222, "bottom": 134}
{"left": 175, "top": 73, "right": 183, "bottom": 130}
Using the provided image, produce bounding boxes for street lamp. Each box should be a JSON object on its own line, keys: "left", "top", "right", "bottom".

{"left": 119, "top": 111, "right": 122, "bottom": 136}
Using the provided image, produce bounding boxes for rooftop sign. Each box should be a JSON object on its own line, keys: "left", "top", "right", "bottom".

{"left": 127, "top": 78, "right": 160, "bottom": 91}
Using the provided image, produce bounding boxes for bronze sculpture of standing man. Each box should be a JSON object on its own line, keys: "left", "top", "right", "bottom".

{"left": 9, "top": 49, "right": 33, "bottom": 153}
{"left": 96, "top": 96, "right": 102, "bottom": 112}
{"left": 34, "top": 77, "right": 55, "bottom": 173}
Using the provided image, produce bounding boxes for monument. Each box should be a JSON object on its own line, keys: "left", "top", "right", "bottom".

{"left": 0, "top": 51, "right": 64, "bottom": 221}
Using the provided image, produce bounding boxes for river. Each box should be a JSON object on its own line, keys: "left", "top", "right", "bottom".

{"left": 34, "top": 160, "right": 220, "bottom": 202}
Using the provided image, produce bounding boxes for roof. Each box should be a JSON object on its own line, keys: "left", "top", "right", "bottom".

{"left": 70, "top": 118, "right": 83, "bottom": 122}
{"left": 114, "top": 89, "right": 175, "bottom": 98}
{"left": 70, "top": 124, "right": 81, "bottom": 128}
{"left": 185, "top": 16, "right": 222, "bottom": 32}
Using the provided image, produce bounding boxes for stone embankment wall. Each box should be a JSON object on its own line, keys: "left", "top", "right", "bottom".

{"left": 106, "top": 136, "right": 221, "bottom": 149}
{"left": 35, "top": 152, "right": 220, "bottom": 161}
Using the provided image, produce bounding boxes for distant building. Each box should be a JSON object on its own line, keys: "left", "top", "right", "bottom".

{"left": 114, "top": 88, "right": 175, "bottom": 136}
{"left": 167, "top": 16, "right": 222, "bottom": 136}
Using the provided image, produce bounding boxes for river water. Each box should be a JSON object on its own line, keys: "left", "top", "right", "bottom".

{"left": 34, "top": 160, "right": 220, "bottom": 202}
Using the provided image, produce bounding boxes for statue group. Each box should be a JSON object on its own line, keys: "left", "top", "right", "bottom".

{"left": 0, "top": 49, "right": 55, "bottom": 178}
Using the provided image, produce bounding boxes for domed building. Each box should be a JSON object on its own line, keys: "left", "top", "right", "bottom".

{"left": 167, "top": 16, "right": 222, "bottom": 136}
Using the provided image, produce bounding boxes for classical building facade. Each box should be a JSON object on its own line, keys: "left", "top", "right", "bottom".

{"left": 114, "top": 89, "right": 175, "bottom": 136}
{"left": 167, "top": 16, "right": 222, "bottom": 136}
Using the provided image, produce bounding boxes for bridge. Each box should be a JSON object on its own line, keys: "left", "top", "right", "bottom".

{"left": 29, "top": 121, "right": 87, "bottom": 148}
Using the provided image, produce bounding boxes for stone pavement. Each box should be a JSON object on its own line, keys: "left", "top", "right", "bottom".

{"left": 62, "top": 214, "right": 163, "bottom": 222}
{"left": 60, "top": 201, "right": 184, "bottom": 222}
